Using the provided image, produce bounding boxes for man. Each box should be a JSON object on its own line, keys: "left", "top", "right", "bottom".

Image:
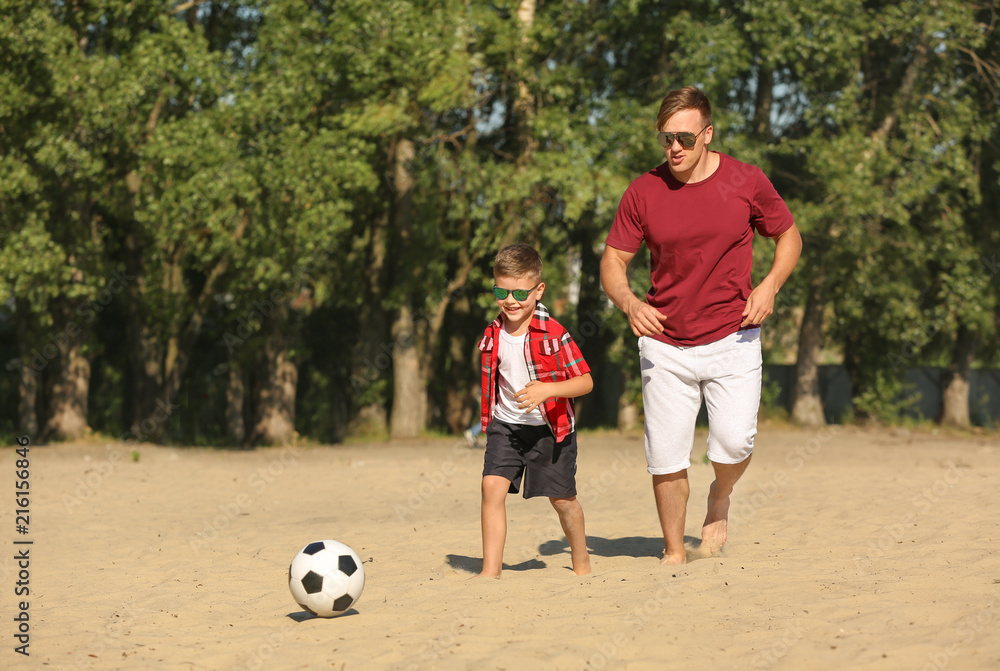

{"left": 600, "top": 86, "right": 802, "bottom": 565}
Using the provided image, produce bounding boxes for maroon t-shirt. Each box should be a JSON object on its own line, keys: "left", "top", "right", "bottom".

{"left": 606, "top": 152, "right": 794, "bottom": 346}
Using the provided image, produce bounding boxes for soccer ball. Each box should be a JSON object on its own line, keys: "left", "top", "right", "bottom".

{"left": 288, "top": 540, "right": 365, "bottom": 618}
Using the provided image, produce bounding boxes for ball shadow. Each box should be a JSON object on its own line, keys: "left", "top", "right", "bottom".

{"left": 286, "top": 608, "right": 360, "bottom": 622}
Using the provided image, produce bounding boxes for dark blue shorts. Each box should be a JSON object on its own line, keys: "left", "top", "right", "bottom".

{"left": 482, "top": 420, "right": 578, "bottom": 499}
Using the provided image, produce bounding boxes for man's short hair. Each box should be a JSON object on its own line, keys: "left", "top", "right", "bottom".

{"left": 494, "top": 243, "right": 543, "bottom": 281}
{"left": 656, "top": 86, "right": 713, "bottom": 131}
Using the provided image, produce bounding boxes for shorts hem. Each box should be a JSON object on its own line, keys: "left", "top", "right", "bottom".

{"left": 523, "top": 487, "right": 577, "bottom": 500}
{"left": 647, "top": 462, "right": 690, "bottom": 475}
{"left": 704, "top": 450, "right": 753, "bottom": 466}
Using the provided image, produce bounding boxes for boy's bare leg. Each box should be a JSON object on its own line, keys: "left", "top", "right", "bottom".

{"left": 549, "top": 496, "right": 591, "bottom": 575}
{"left": 652, "top": 470, "right": 689, "bottom": 565}
{"left": 701, "top": 455, "right": 752, "bottom": 554}
{"left": 478, "top": 475, "right": 510, "bottom": 578}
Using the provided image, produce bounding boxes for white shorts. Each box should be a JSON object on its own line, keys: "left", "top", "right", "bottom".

{"left": 638, "top": 328, "right": 762, "bottom": 475}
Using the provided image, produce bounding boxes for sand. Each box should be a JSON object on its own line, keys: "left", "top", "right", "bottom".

{"left": 4, "top": 424, "right": 1000, "bottom": 670}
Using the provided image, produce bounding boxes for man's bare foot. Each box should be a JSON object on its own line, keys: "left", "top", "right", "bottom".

{"left": 660, "top": 551, "right": 687, "bottom": 565}
{"left": 572, "top": 553, "right": 592, "bottom": 576}
{"left": 701, "top": 483, "right": 731, "bottom": 554}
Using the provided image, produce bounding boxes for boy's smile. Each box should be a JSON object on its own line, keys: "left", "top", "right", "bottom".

{"left": 494, "top": 275, "right": 545, "bottom": 335}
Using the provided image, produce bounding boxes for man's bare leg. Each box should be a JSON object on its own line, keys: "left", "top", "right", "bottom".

{"left": 701, "top": 455, "right": 752, "bottom": 554}
{"left": 550, "top": 496, "right": 591, "bottom": 575}
{"left": 477, "top": 475, "right": 510, "bottom": 578}
{"left": 652, "top": 470, "right": 689, "bottom": 565}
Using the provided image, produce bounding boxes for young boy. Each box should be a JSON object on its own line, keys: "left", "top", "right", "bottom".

{"left": 476, "top": 243, "right": 594, "bottom": 578}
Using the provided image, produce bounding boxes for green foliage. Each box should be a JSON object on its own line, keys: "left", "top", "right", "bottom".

{"left": 2, "top": 0, "right": 998, "bottom": 440}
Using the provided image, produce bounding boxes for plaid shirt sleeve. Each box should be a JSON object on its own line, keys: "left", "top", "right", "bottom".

{"left": 557, "top": 330, "right": 591, "bottom": 378}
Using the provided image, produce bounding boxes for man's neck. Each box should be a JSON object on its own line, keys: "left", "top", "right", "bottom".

{"left": 669, "top": 150, "right": 720, "bottom": 184}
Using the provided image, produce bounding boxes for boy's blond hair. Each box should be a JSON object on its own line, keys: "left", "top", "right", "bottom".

{"left": 493, "top": 244, "right": 543, "bottom": 282}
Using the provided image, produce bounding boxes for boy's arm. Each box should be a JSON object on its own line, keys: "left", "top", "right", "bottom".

{"left": 514, "top": 373, "right": 593, "bottom": 414}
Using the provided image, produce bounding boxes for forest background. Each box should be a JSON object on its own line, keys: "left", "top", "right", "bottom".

{"left": 1, "top": 0, "right": 998, "bottom": 447}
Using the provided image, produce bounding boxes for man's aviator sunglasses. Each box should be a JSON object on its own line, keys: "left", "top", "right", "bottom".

{"left": 657, "top": 123, "right": 710, "bottom": 150}
{"left": 492, "top": 283, "right": 541, "bottom": 301}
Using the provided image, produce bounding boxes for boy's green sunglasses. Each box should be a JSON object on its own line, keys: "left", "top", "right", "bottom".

{"left": 492, "top": 282, "right": 541, "bottom": 301}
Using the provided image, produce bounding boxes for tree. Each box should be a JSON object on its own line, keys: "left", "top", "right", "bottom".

{"left": 0, "top": 2, "right": 115, "bottom": 441}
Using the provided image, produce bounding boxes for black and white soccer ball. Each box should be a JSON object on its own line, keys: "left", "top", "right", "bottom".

{"left": 288, "top": 540, "right": 365, "bottom": 618}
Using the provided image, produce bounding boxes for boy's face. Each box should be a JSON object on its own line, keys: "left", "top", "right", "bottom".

{"left": 493, "top": 274, "right": 544, "bottom": 333}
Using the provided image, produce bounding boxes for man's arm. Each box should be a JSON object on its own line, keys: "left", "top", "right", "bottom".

{"left": 600, "top": 245, "right": 668, "bottom": 337}
{"left": 741, "top": 223, "right": 803, "bottom": 327}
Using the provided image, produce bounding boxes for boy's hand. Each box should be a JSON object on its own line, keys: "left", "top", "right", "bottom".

{"left": 513, "top": 381, "right": 550, "bottom": 413}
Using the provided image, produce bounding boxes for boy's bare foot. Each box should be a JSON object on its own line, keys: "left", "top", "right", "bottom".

{"left": 470, "top": 571, "right": 501, "bottom": 580}
{"left": 572, "top": 554, "right": 592, "bottom": 576}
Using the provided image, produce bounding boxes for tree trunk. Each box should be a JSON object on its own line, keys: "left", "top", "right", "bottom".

{"left": 444, "top": 223, "right": 475, "bottom": 435}
{"left": 940, "top": 326, "right": 976, "bottom": 428}
{"left": 42, "top": 340, "right": 91, "bottom": 441}
{"left": 752, "top": 67, "right": 774, "bottom": 139}
{"left": 121, "top": 226, "right": 167, "bottom": 441}
{"left": 350, "top": 204, "right": 390, "bottom": 437}
{"left": 14, "top": 363, "right": 39, "bottom": 439}
{"left": 514, "top": 0, "right": 537, "bottom": 162}
{"left": 251, "top": 303, "right": 298, "bottom": 445}
{"left": 10, "top": 299, "right": 39, "bottom": 439}
{"left": 390, "top": 303, "right": 427, "bottom": 439}
{"left": 575, "top": 220, "right": 617, "bottom": 427}
{"left": 41, "top": 299, "right": 91, "bottom": 441}
{"left": 388, "top": 136, "right": 427, "bottom": 439}
{"left": 791, "top": 271, "right": 826, "bottom": 427}
{"left": 618, "top": 396, "right": 640, "bottom": 433}
{"left": 226, "top": 363, "right": 246, "bottom": 446}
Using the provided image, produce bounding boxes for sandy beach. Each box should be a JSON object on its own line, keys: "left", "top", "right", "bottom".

{"left": 4, "top": 424, "right": 1000, "bottom": 670}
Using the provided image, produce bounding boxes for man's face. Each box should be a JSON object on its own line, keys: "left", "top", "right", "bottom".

{"left": 659, "top": 108, "right": 713, "bottom": 176}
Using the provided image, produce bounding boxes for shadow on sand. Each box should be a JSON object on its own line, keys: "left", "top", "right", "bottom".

{"left": 446, "top": 533, "right": 723, "bottom": 574}
{"left": 445, "top": 555, "right": 546, "bottom": 574}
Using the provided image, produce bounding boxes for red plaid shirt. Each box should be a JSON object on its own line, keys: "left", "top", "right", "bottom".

{"left": 478, "top": 302, "right": 591, "bottom": 443}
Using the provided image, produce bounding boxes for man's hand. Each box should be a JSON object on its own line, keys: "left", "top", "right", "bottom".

{"left": 627, "top": 299, "right": 668, "bottom": 337}
{"left": 601, "top": 245, "right": 666, "bottom": 337}
{"left": 741, "top": 278, "right": 778, "bottom": 327}
{"left": 743, "top": 224, "right": 802, "bottom": 327}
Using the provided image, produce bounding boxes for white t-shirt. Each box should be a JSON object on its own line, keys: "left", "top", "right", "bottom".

{"left": 492, "top": 328, "right": 546, "bottom": 426}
